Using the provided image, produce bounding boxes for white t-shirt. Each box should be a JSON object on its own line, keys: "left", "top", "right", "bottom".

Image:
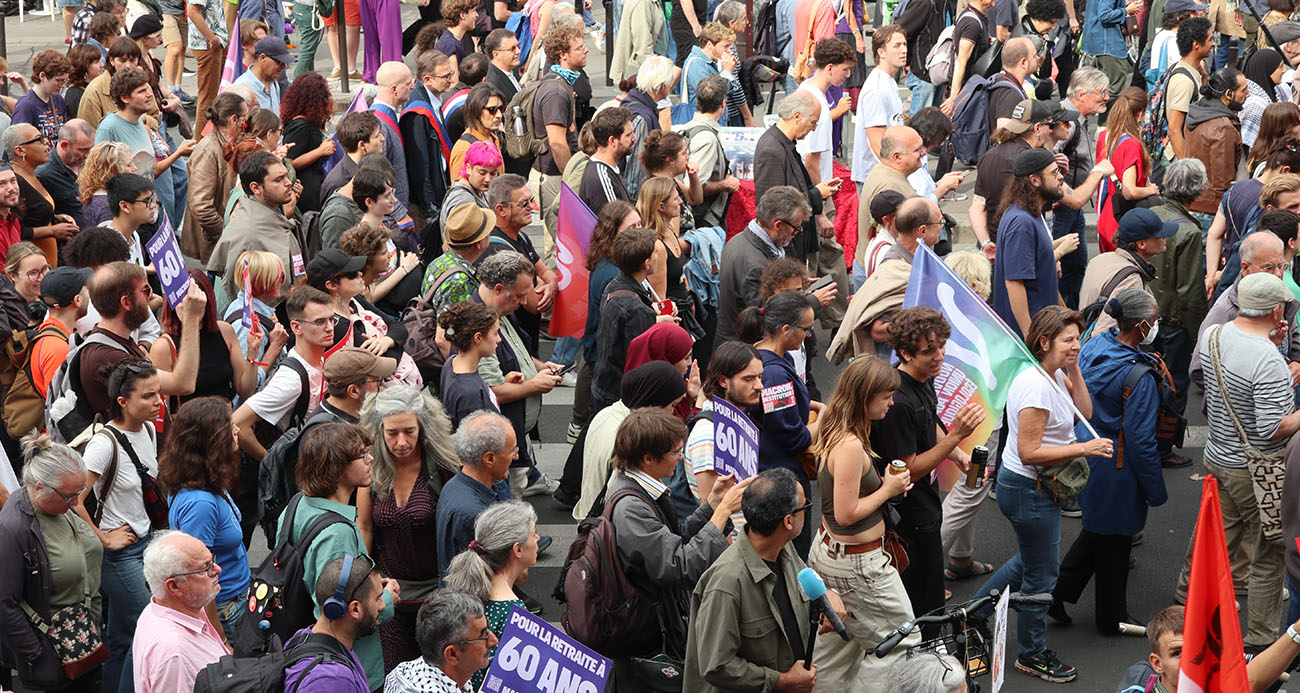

{"left": 795, "top": 82, "right": 834, "bottom": 183}
{"left": 863, "top": 231, "right": 896, "bottom": 278}
{"left": 83, "top": 424, "right": 159, "bottom": 537}
{"left": 852, "top": 67, "right": 905, "bottom": 182}
{"left": 908, "top": 153, "right": 939, "bottom": 200}
{"left": 1150, "top": 29, "right": 1181, "bottom": 79}
{"left": 1001, "top": 368, "right": 1077, "bottom": 480}
{"left": 244, "top": 350, "right": 325, "bottom": 428}
{"left": 0, "top": 445, "right": 18, "bottom": 497}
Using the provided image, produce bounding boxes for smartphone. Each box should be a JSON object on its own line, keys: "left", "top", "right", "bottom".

{"left": 657, "top": 299, "right": 675, "bottom": 316}
{"left": 552, "top": 362, "right": 577, "bottom": 378}
{"left": 807, "top": 275, "right": 836, "bottom": 293}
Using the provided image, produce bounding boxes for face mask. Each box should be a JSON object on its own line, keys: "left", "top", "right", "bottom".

{"left": 1141, "top": 318, "right": 1160, "bottom": 346}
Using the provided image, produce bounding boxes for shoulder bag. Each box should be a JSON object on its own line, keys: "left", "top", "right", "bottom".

{"left": 21, "top": 515, "right": 109, "bottom": 681}
{"left": 1033, "top": 372, "right": 1091, "bottom": 503}
{"left": 1209, "top": 324, "right": 1288, "bottom": 541}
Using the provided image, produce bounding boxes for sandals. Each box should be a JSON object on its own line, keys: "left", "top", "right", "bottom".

{"left": 945, "top": 560, "right": 994, "bottom": 581}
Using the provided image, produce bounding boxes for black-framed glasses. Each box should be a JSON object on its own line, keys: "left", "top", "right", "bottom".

{"left": 170, "top": 559, "right": 217, "bottom": 579}
{"left": 132, "top": 195, "right": 157, "bottom": 208}
{"left": 794, "top": 321, "right": 815, "bottom": 332}
{"left": 46, "top": 483, "right": 84, "bottom": 506}
{"left": 789, "top": 499, "right": 812, "bottom": 516}
{"left": 18, "top": 134, "right": 48, "bottom": 147}
{"left": 484, "top": 105, "right": 503, "bottom": 115}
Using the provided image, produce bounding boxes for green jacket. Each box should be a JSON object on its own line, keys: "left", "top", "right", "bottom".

{"left": 684, "top": 532, "right": 811, "bottom": 692}
{"left": 277, "top": 495, "right": 395, "bottom": 691}
{"left": 1150, "top": 201, "right": 1210, "bottom": 332}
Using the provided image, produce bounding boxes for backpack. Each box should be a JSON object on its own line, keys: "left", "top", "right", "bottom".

{"left": 927, "top": 9, "right": 984, "bottom": 87}
{"left": 1139, "top": 64, "right": 1198, "bottom": 175}
{"left": 1079, "top": 265, "right": 1143, "bottom": 342}
{"left": 194, "top": 628, "right": 357, "bottom": 693}
{"left": 503, "top": 73, "right": 565, "bottom": 160}
{"left": 950, "top": 73, "right": 1023, "bottom": 165}
{"left": 295, "top": 210, "right": 322, "bottom": 268}
{"left": 505, "top": 10, "right": 534, "bottom": 67}
{"left": 1117, "top": 355, "right": 1187, "bottom": 463}
{"left": 1142, "top": 35, "right": 1173, "bottom": 86}
{"left": 401, "top": 261, "right": 476, "bottom": 384}
{"left": 45, "top": 331, "right": 130, "bottom": 446}
{"left": 557, "top": 487, "right": 666, "bottom": 658}
{"left": 235, "top": 493, "right": 350, "bottom": 652}
{"left": 257, "top": 411, "right": 336, "bottom": 545}
{"left": 753, "top": 0, "right": 780, "bottom": 58}
{"left": 4, "top": 323, "right": 67, "bottom": 438}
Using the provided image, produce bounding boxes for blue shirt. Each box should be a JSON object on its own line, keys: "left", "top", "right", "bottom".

{"left": 169, "top": 488, "right": 250, "bottom": 602}
{"left": 1081, "top": 0, "right": 1129, "bottom": 58}
{"left": 993, "top": 204, "right": 1058, "bottom": 337}
{"left": 435, "top": 470, "right": 502, "bottom": 580}
{"left": 749, "top": 349, "right": 812, "bottom": 479}
{"left": 232, "top": 69, "right": 281, "bottom": 111}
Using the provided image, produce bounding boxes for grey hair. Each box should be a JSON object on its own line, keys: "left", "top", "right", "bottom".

{"left": 777, "top": 89, "right": 818, "bottom": 120}
{"left": 1161, "top": 158, "right": 1208, "bottom": 204}
{"left": 415, "top": 590, "right": 486, "bottom": 666}
{"left": 359, "top": 385, "right": 460, "bottom": 498}
{"left": 1240, "top": 227, "right": 1284, "bottom": 265}
{"left": 2, "top": 124, "right": 34, "bottom": 159}
{"left": 1104, "top": 287, "right": 1158, "bottom": 331}
{"left": 1068, "top": 67, "right": 1110, "bottom": 99}
{"left": 58, "top": 118, "right": 95, "bottom": 142}
{"left": 19, "top": 433, "right": 86, "bottom": 491}
{"left": 755, "top": 185, "right": 812, "bottom": 227}
{"left": 142, "top": 530, "right": 193, "bottom": 598}
{"left": 945, "top": 250, "right": 992, "bottom": 302}
{"left": 637, "top": 56, "right": 676, "bottom": 93}
{"left": 555, "top": 11, "right": 583, "bottom": 26}
{"left": 443, "top": 500, "right": 538, "bottom": 600}
{"left": 487, "top": 173, "right": 528, "bottom": 208}
{"left": 880, "top": 127, "right": 918, "bottom": 158}
{"left": 714, "top": 0, "right": 746, "bottom": 26}
{"left": 477, "top": 249, "right": 535, "bottom": 289}
{"left": 889, "top": 652, "right": 966, "bottom": 692}
{"left": 453, "top": 411, "right": 512, "bottom": 467}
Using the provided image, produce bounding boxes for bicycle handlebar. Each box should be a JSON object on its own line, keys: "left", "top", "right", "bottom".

{"left": 871, "top": 591, "right": 1053, "bottom": 658}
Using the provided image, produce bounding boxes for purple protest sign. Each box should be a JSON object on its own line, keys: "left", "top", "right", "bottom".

{"left": 480, "top": 605, "right": 611, "bottom": 693}
{"left": 143, "top": 217, "right": 190, "bottom": 310}
{"left": 712, "top": 396, "right": 758, "bottom": 480}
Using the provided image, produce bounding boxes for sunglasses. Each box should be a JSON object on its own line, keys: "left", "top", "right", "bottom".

{"left": 17, "top": 134, "right": 49, "bottom": 147}
{"left": 484, "top": 105, "right": 503, "bottom": 115}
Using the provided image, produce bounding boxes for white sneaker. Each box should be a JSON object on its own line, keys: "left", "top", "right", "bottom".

{"left": 523, "top": 473, "right": 560, "bottom": 498}
{"left": 566, "top": 422, "right": 582, "bottom": 444}
{"left": 558, "top": 372, "right": 577, "bottom": 387}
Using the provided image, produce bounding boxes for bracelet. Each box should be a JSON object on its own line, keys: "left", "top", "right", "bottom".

{"left": 247, "top": 358, "right": 270, "bottom": 368}
{"left": 1289, "top": 624, "right": 1300, "bottom": 645}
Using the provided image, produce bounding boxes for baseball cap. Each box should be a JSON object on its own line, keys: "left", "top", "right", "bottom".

{"left": 445, "top": 204, "right": 494, "bottom": 247}
{"left": 1164, "top": 0, "right": 1208, "bottom": 13}
{"left": 41, "top": 267, "right": 92, "bottom": 307}
{"left": 1046, "top": 99, "right": 1082, "bottom": 124}
{"left": 1238, "top": 272, "right": 1294, "bottom": 313}
{"left": 1113, "top": 208, "right": 1180, "bottom": 245}
{"left": 306, "top": 248, "right": 368, "bottom": 288}
{"left": 324, "top": 347, "right": 397, "bottom": 387}
{"left": 869, "top": 190, "right": 908, "bottom": 222}
{"left": 254, "top": 36, "right": 297, "bottom": 66}
{"left": 1013, "top": 147, "right": 1058, "bottom": 176}
{"left": 998, "top": 99, "right": 1055, "bottom": 134}
{"left": 128, "top": 14, "right": 163, "bottom": 39}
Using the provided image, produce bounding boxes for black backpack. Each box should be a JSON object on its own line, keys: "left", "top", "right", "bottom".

{"left": 233, "top": 493, "right": 349, "bottom": 655}
{"left": 753, "top": 0, "right": 780, "bottom": 59}
{"left": 194, "top": 629, "right": 358, "bottom": 693}
{"left": 256, "top": 411, "right": 337, "bottom": 545}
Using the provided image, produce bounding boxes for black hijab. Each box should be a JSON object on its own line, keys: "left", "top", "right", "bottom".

{"left": 1246, "top": 48, "right": 1284, "bottom": 103}
{"left": 620, "top": 361, "right": 687, "bottom": 409}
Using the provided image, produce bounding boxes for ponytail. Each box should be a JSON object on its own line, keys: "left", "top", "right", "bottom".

{"left": 735, "top": 290, "right": 810, "bottom": 344}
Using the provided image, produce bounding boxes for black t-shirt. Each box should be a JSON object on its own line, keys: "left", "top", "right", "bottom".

{"left": 477, "top": 228, "right": 543, "bottom": 354}
{"left": 953, "top": 8, "right": 991, "bottom": 82}
{"left": 986, "top": 73, "right": 1028, "bottom": 140}
{"left": 765, "top": 558, "right": 806, "bottom": 660}
{"left": 869, "top": 369, "right": 942, "bottom": 528}
{"left": 284, "top": 118, "right": 326, "bottom": 213}
{"left": 974, "top": 138, "right": 1031, "bottom": 233}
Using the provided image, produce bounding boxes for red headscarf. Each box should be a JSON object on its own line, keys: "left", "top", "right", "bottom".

{"left": 623, "top": 323, "right": 697, "bottom": 420}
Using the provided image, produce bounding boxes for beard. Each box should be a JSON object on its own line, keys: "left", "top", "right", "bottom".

{"left": 1039, "top": 183, "right": 1065, "bottom": 204}
{"left": 125, "top": 296, "right": 151, "bottom": 330}
{"left": 357, "top": 608, "right": 380, "bottom": 637}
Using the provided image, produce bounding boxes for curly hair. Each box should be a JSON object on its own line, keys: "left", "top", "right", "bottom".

{"left": 339, "top": 223, "right": 389, "bottom": 261}
{"left": 759, "top": 258, "right": 808, "bottom": 301}
{"left": 109, "top": 65, "right": 149, "bottom": 108}
{"left": 159, "top": 397, "right": 239, "bottom": 495}
{"left": 543, "top": 24, "right": 586, "bottom": 65}
{"left": 31, "top": 49, "right": 71, "bottom": 81}
{"left": 441, "top": 0, "right": 478, "bottom": 23}
{"left": 280, "top": 71, "right": 335, "bottom": 128}
{"left": 438, "top": 301, "right": 500, "bottom": 353}
{"left": 887, "top": 306, "right": 951, "bottom": 357}
{"left": 297, "top": 423, "right": 375, "bottom": 497}
{"left": 63, "top": 226, "right": 129, "bottom": 267}
{"left": 77, "top": 141, "right": 135, "bottom": 204}
{"left": 587, "top": 200, "right": 638, "bottom": 271}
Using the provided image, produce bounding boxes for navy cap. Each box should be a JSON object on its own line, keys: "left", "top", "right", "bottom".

{"left": 1113, "top": 208, "right": 1180, "bottom": 245}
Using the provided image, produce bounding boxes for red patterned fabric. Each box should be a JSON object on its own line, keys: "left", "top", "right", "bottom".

{"left": 831, "top": 162, "right": 857, "bottom": 268}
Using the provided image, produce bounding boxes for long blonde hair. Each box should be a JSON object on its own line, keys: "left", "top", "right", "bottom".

{"left": 811, "top": 357, "right": 901, "bottom": 461}
{"left": 636, "top": 176, "right": 681, "bottom": 243}
{"left": 76, "top": 141, "right": 134, "bottom": 204}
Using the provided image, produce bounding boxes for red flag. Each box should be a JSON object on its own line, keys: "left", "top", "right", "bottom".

{"left": 553, "top": 183, "right": 596, "bottom": 339}
{"left": 1178, "top": 475, "right": 1250, "bottom": 693}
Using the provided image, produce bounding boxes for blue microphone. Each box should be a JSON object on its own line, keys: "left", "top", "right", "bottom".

{"left": 797, "top": 568, "right": 849, "bottom": 641}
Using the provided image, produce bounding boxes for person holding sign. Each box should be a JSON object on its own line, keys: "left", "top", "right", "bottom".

{"left": 808, "top": 356, "right": 919, "bottom": 691}
{"left": 688, "top": 341, "right": 764, "bottom": 504}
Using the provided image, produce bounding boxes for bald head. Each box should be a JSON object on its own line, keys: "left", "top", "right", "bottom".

{"left": 1241, "top": 229, "right": 1286, "bottom": 267}
{"left": 880, "top": 126, "right": 925, "bottom": 174}
{"left": 375, "top": 62, "right": 413, "bottom": 108}
{"left": 1003, "top": 37, "right": 1037, "bottom": 76}
{"left": 225, "top": 84, "right": 258, "bottom": 110}
{"left": 895, "top": 197, "right": 937, "bottom": 235}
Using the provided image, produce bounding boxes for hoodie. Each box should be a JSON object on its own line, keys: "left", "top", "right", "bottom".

{"left": 1184, "top": 98, "right": 1243, "bottom": 214}
{"left": 1076, "top": 330, "right": 1169, "bottom": 536}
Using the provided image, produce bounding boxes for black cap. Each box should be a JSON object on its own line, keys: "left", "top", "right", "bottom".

{"left": 128, "top": 14, "right": 163, "bottom": 39}
{"left": 1013, "top": 148, "right": 1058, "bottom": 176}
{"left": 869, "top": 190, "right": 908, "bottom": 222}
{"left": 306, "top": 248, "right": 368, "bottom": 287}
{"left": 40, "top": 267, "right": 92, "bottom": 307}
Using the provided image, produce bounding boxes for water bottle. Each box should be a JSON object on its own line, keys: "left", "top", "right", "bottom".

{"left": 511, "top": 106, "right": 525, "bottom": 137}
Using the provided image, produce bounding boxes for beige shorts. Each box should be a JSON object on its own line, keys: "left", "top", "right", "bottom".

{"left": 162, "top": 13, "right": 187, "bottom": 46}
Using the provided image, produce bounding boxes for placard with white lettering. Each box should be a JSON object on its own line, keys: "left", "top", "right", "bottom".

{"left": 143, "top": 217, "right": 190, "bottom": 310}
{"left": 480, "top": 605, "right": 611, "bottom": 693}
{"left": 712, "top": 396, "right": 759, "bottom": 480}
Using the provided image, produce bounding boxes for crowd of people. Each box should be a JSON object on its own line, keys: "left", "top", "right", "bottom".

{"left": 4, "top": 0, "right": 1300, "bottom": 688}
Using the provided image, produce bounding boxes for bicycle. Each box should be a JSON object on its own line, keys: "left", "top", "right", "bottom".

{"left": 872, "top": 590, "right": 1054, "bottom": 693}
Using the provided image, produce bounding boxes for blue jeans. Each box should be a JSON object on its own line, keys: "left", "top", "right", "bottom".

{"left": 552, "top": 335, "right": 581, "bottom": 366}
{"left": 851, "top": 259, "right": 867, "bottom": 292}
{"left": 100, "top": 535, "right": 152, "bottom": 693}
{"left": 906, "top": 71, "right": 937, "bottom": 116}
{"left": 161, "top": 127, "right": 188, "bottom": 229}
{"left": 216, "top": 586, "right": 249, "bottom": 642}
{"left": 976, "top": 468, "right": 1061, "bottom": 656}
{"left": 1214, "top": 34, "right": 1233, "bottom": 71}
{"left": 1052, "top": 206, "right": 1087, "bottom": 309}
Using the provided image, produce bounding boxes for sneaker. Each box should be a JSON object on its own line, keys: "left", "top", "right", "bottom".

{"left": 558, "top": 371, "right": 577, "bottom": 387}
{"left": 348, "top": 69, "right": 363, "bottom": 80}
{"left": 1060, "top": 497, "right": 1082, "bottom": 518}
{"left": 327, "top": 67, "right": 342, "bottom": 79}
{"left": 172, "top": 87, "right": 196, "bottom": 105}
{"left": 523, "top": 472, "right": 560, "bottom": 498}
{"left": 566, "top": 422, "right": 582, "bottom": 444}
{"left": 1162, "top": 451, "right": 1193, "bottom": 468}
{"left": 514, "top": 586, "right": 544, "bottom": 615}
{"left": 1016, "top": 650, "right": 1077, "bottom": 683}
{"left": 537, "top": 535, "right": 553, "bottom": 555}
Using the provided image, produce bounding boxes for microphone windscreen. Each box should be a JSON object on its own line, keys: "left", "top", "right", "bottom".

{"left": 796, "top": 567, "right": 826, "bottom": 599}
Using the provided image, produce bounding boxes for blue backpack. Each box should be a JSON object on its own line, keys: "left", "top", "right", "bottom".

{"left": 506, "top": 12, "right": 534, "bottom": 67}
{"left": 950, "top": 73, "right": 1024, "bottom": 166}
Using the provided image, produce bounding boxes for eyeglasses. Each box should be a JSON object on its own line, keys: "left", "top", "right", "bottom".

{"left": 455, "top": 629, "right": 494, "bottom": 647}
{"left": 294, "top": 315, "right": 337, "bottom": 329}
{"left": 135, "top": 282, "right": 153, "bottom": 298}
{"left": 511, "top": 195, "right": 536, "bottom": 209}
{"left": 1251, "top": 261, "right": 1289, "bottom": 273}
{"left": 794, "top": 321, "right": 814, "bottom": 332}
{"left": 494, "top": 43, "right": 521, "bottom": 53}
{"left": 46, "top": 483, "right": 84, "bottom": 506}
{"left": 789, "top": 499, "right": 812, "bottom": 516}
{"left": 169, "top": 559, "right": 218, "bottom": 579}
{"left": 484, "top": 105, "right": 503, "bottom": 115}
{"left": 434, "top": 71, "right": 455, "bottom": 81}
{"left": 23, "top": 264, "right": 51, "bottom": 282}
{"left": 132, "top": 195, "right": 157, "bottom": 207}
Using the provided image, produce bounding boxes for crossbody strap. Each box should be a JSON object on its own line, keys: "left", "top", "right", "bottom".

{"left": 92, "top": 428, "right": 122, "bottom": 527}
{"left": 1208, "top": 324, "right": 1262, "bottom": 456}
{"left": 105, "top": 426, "right": 153, "bottom": 482}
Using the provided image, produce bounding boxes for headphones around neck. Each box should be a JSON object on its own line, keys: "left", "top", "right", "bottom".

{"left": 322, "top": 554, "right": 355, "bottom": 621}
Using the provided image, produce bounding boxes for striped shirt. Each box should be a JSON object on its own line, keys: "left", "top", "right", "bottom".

{"left": 1198, "top": 322, "right": 1292, "bottom": 469}
{"left": 625, "top": 468, "right": 670, "bottom": 498}
{"left": 578, "top": 158, "right": 630, "bottom": 218}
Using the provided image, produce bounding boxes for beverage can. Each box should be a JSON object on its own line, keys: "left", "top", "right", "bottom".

{"left": 888, "top": 459, "right": 908, "bottom": 477}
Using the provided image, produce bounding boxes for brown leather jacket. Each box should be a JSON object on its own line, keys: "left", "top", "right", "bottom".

{"left": 1184, "top": 100, "right": 1243, "bottom": 215}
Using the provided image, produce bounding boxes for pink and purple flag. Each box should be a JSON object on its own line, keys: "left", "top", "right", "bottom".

{"left": 553, "top": 183, "right": 596, "bottom": 339}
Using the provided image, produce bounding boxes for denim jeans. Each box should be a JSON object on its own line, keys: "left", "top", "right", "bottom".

{"left": 1214, "top": 34, "right": 1233, "bottom": 71}
{"left": 552, "top": 336, "right": 581, "bottom": 366}
{"left": 905, "top": 71, "right": 936, "bottom": 116}
{"left": 216, "top": 586, "right": 249, "bottom": 642}
{"left": 1052, "top": 206, "right": 1087, "bottom": 310}
{"left": 976, "top": 467, "right": 1061, "bottom": 656}
{"left": 101, "top": 535, "right": 152, "bottom": 693}
{"left": 161, "top": 128, "right": 188, "bottom": 229}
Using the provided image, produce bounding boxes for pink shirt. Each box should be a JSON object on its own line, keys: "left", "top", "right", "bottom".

{"left": 132, "top": 600, "right": 231, "bottom": 693}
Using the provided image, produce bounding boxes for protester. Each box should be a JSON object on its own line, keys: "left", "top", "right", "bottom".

{"left": 438, "top": 301, "right": 504, "bottom": 427}
{"left": 180, "top": 92, "right": 247, "bottom": 265}
{"left": 1242, "top": 49, "right": 1287, "bottom": 150}
{"left": 281, "top": 554, "right": 386, "bottom": 692}
{"left": 281, "top": 72, "right": 336, "bottom": 215}
{"left": 386, "top": 590, "right": 497, "bottom": 693}
{"left": 133, "top": 530, "right": 229, "bottom": 692}
{"left": 992, "top": 148, "right": 1072, "bottom": 336}
{"left": 754, "top": 89, "right": 837, "bottom": 264}
{"left": 437, "top": 411, "right": 517, "bottom": 577}
{"left": 1080, "top": 208, "right": 1180, "bottom": 335}
{"left": 1097, "top": 88, "right": 1162, "bottom": 252}
{"left": 448, "top": 84, "right": 506, "bottom": 184}
{"left": 35, "top": 119, "right": 94, "bottom": 228}
{"left": 1186, "top": 68, "right": 1250, "bottom": 229}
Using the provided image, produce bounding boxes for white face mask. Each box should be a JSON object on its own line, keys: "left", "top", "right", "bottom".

{"left": 1140, "top": 318, "right": 1160, "bottom": 346}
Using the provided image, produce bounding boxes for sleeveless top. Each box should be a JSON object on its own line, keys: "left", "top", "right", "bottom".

{"left": 818, "top": 448, "right": 885, "bottom": 535}
{"left": 179, "top": 330, "right": 235, "bottom": 405}
{"left": 372, "top": 471, "right": 440, "bottom": 582}
{"left": 662, "top": 239, "right": 689, "bottom": 304}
